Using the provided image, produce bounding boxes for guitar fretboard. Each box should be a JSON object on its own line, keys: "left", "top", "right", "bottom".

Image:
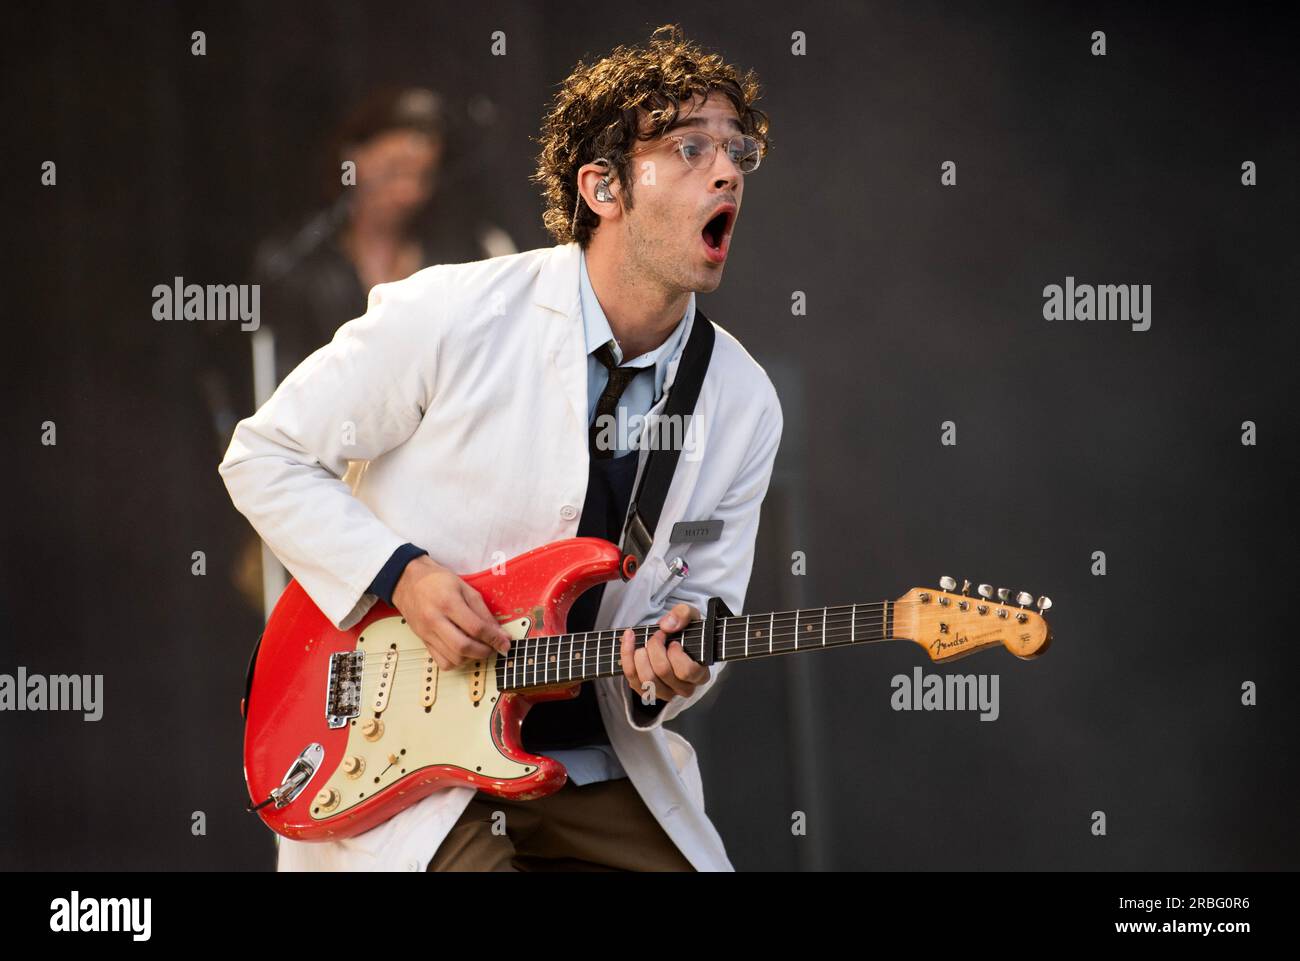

{"left": 496, "top": 601, "right": 895, "bottom": 692}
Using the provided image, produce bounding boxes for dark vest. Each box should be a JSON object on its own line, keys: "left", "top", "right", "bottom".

{"left": 518, "top": 447, "right": 640, "bottom": 751}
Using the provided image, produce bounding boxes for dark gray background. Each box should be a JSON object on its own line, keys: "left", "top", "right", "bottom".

{"left": 3, "top": 0, "right": 1296, "bottom": 870}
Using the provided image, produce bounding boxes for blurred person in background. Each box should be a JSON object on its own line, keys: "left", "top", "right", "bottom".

{"left": 254, "top": 85, "right": 517, "bottom": 384}
{"left": 207, "top": 86, "right": 516, "bottom": 613}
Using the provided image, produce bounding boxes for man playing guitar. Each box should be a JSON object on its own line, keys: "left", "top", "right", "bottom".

{"left": 220, "top": 24, "right": 780, "bottom": 871}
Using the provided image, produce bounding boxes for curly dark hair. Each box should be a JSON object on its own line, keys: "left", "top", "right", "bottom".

{"left": 531, "top": 24, "right": 771, "bottom": 248}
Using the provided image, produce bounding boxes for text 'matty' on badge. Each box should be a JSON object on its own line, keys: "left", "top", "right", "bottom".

{"left": 669, "top": 520, "right": 723, "bottom": 544}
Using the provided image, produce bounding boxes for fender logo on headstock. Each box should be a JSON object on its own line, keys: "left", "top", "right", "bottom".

{"left": 930, "top": 633, "right": 972, "bottom": 656}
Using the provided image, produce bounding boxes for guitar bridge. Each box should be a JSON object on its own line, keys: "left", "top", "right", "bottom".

{"left": 326, "top": 650, "right": 365, "bottom": 728}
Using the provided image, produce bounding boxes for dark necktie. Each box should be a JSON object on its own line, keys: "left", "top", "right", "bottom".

{"left": 590, "top": 340, "right": 639, "bottom": 458}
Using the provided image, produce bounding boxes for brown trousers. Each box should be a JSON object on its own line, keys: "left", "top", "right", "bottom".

{"left": 426, "top": 776, "right": 695, "bottom": 872}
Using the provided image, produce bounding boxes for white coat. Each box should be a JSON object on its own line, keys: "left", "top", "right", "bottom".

{"left": 218, "top": 240, "right": 783, "bottom": 871}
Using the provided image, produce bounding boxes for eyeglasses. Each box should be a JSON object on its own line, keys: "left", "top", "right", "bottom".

{"left": 627, "top": 131, "right": 763, "bottom": 174}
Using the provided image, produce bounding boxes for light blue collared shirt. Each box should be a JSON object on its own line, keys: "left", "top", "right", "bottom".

{"left": 545, "top": 249, "right": 693, "bottom": 785}
{"left": 580, "top": 247, "right": 694, "bottom": 454}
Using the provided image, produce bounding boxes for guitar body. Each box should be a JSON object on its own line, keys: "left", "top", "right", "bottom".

{"left": 242, "top": 537, "right": 625, "bottom": 841}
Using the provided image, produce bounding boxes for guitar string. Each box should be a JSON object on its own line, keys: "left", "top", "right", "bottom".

{"left": 342, "top": 616, "right": 1039, "bottom": 686}
{"left": 340, "top": 602, "right": 907, "bottom": 680}
{"left": 340, "top": 616, "right": 1022, "bottom": 690}
{"left": 336, "top": 630, "right": 903, "bottom": 689}
{"left": 331, "top": 629, "right": 906, "bottom": 712}
{"left": 339, "top": 598, "right": 1038, "bottom": 682}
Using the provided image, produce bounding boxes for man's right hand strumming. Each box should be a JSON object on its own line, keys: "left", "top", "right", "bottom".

{"left": 391, "top": 556, "right": 512, "bottom": 670}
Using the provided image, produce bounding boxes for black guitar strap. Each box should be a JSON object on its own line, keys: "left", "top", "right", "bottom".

{"left": 617, "top": 305, "right": 715, "bottom": 580}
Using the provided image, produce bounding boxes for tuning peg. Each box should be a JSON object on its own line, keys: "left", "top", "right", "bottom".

{"left": 960, "top": 579, "right": 971, "bottom": 595}
{"left": 996, "top": 588, "right": 1010, "bottom": 604}
{"left": 1015, "top": 591, "right": 1033, "bottom": 607}
{"left": 1036, "top": 596, "right": 1053, "bottom": 614}
{"left": 939, "top": 576, "right": 957, "bottom": 592}
{"left": 977, "top": 584, "right": 993, "bottom": 599}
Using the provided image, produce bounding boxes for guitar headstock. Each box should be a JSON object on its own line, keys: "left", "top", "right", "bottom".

{"left": 893, "top": 576, "right": 1053, "bottom": 663}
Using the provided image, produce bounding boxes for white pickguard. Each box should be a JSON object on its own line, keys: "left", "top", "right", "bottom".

{"left": 311, "top": 615, "right": 538, "bottom": 820}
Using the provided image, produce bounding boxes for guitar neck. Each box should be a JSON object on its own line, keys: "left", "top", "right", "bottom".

{"left": 497, "top": 602, "right": 895, "bottom": 692}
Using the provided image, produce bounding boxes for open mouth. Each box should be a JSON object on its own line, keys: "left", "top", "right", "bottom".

{"left": 702, "top": 209, "right": 731, "bottom": 250}
{"left": 701, "top": 207, "right": 734, "bottom": 259}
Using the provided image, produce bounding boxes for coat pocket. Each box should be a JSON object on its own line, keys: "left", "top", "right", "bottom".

{"left": 645, "top": 548, "right": 693, "bottom": 610}
{"left": 662, "top": 728, "right": 705, "bottom": 809}
{"left": 662, "top": 727, "right": 694, "bottom": 772}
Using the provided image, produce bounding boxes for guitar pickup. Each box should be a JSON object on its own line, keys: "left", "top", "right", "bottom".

{"left": 422, "top": 657, "right": 437, "bottom": 709}
{"left": 372, "top": 648, "right": 399, "bottom": 713}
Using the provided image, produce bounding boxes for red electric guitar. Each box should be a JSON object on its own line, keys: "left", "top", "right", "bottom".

{"left": 242, "top": 536, "right": 1053, "bottom": 841}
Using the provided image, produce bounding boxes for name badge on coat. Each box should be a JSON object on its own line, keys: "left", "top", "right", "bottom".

{"left": 669, "top": 519, "right": 723, "bottom": 543}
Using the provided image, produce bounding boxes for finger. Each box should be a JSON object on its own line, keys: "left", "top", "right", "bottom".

{"left": 461, "top": 585, "right": 511, "bottom": 652}
{"left": 419, "top": 637, "right": 452, "bottom": 672}
{"left": 666, "top": 640, "right": 709, "bottom": 686}
{"left": 413, "top": 626, "right": 454, "bottom": 671}
{"left": 658, "top": 602, "right": 699, "bottom": 633}
{"left": 431, "top": 612, "right": 496, "bottom": 662}
{"left": 644, "top": 631, "right": 692, "bottom": 698}
{"left": 445, "top": 592, "right": 509, "bottom": 656}
{"left": 655, "top": 603, "right": 697, "bottom": 667}
{"left": 632, "top": 646, "right": 674, "bottom": 702}
{"left": 623, "top": 629, "right": 662, "bottom": 703}
{"left": 620, "top": 628, "right": 640, "bottom": 688}
{"left": 458, "top": 590, "right": 511, "bottom": 651}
